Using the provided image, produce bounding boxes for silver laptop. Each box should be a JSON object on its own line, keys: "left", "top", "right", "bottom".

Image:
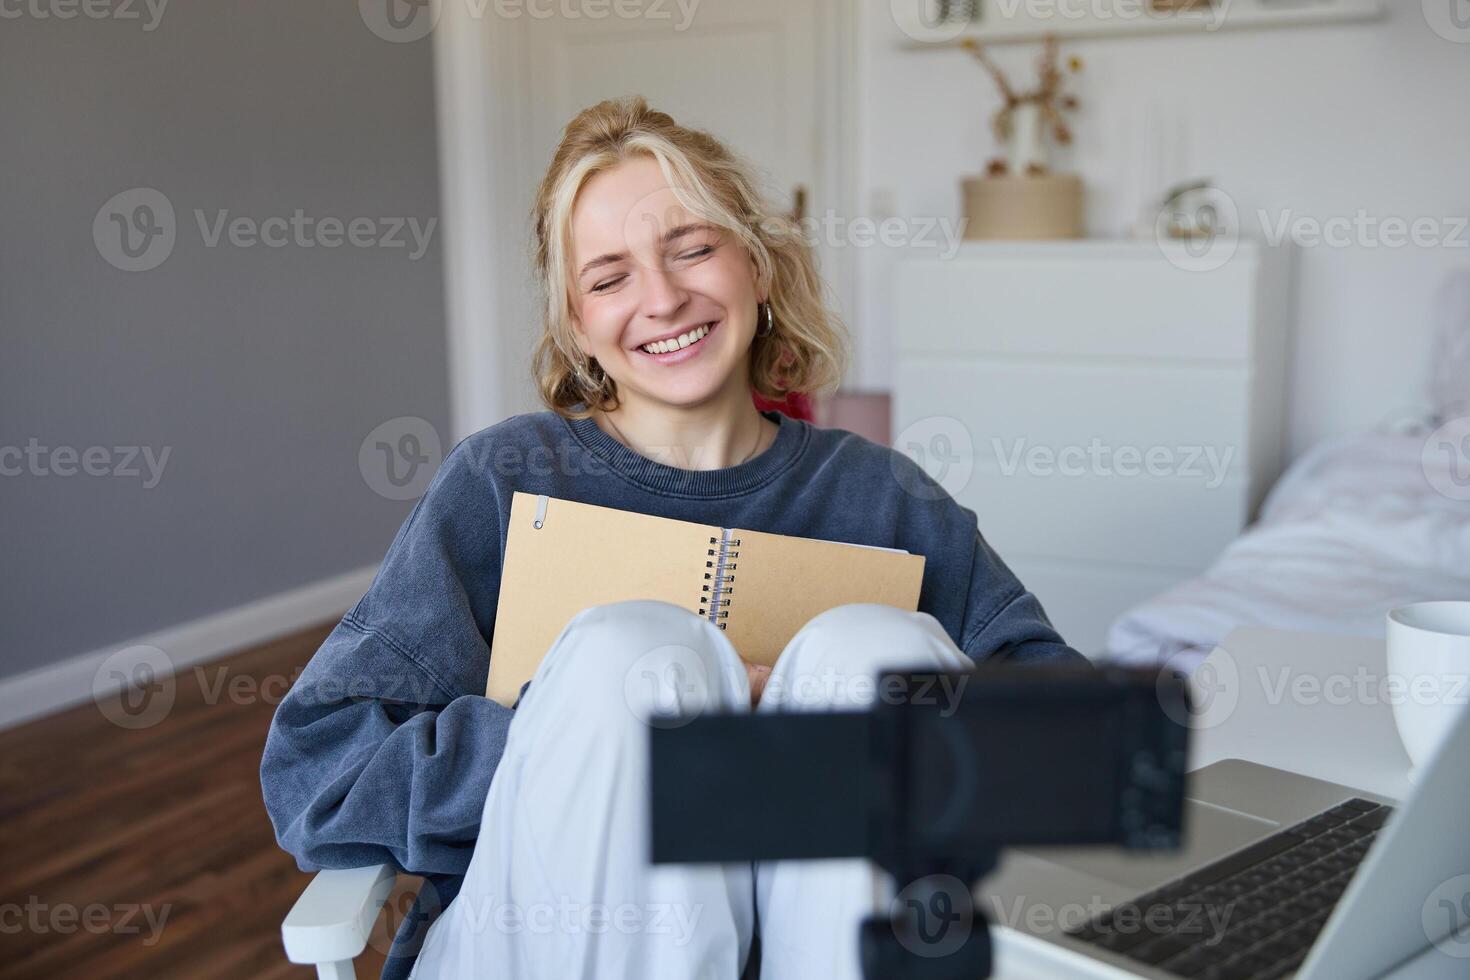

{"left": 982, "top": 691, "right": 1470, "bottom": 979}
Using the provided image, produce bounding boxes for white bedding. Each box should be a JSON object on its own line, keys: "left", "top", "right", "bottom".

{"left": 1105, "top": 430, "right": 1470, "bottom": 667}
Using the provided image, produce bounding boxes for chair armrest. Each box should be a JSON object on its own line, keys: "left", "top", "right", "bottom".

{"left": 281, "top": 864, "right": 397, "bottom": 965}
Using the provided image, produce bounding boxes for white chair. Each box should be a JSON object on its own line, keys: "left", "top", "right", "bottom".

{"left": 281, "top": 865, "right": 769, "bottom": 980}
{"left": 281, "top": 863, "right": 398, "bottom": 979}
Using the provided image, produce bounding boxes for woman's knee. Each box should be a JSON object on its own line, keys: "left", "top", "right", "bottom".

{"left": 790, "top": 603, "right": 964, "bottom": 671}
{"left": 526, "top": 600, "right": 745, "bottom": 721}
{"left": 798, "top": 602, "right": 927, "bottom": 641}
{"left": 764, "top": 604, "right": 970, "bottom": 711}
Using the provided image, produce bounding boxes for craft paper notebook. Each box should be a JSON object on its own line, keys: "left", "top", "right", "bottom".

{"left": 485, "top": 492, "right": 927, "bottom": 707}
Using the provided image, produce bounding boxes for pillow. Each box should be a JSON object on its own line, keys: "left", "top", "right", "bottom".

{"left": 1429, "top": 268, "right": 1470, "bottom": 422}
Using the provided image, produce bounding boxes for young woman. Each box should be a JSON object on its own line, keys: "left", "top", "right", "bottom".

{"left": 262, "top": 97, "right": 1082, "bottom": 980}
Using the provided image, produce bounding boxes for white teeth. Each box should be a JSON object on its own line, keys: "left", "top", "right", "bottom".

{"left": 643, "top": 323, "right": 711, "bottom": 355}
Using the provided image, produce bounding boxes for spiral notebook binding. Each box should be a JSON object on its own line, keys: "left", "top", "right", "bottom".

{"left": 698, "top": 530, "right": 740, "bottom": 628}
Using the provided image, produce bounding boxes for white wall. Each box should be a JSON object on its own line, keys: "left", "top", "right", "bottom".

{"left": 854, "top": 5, "right": 1470, "bottom": 459}
{"left": 435, "top": 10, "right": 542, "bottom": 438}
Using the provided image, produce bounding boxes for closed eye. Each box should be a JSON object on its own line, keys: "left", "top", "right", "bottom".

{"left": 589, "top": 244, "right": 714, "bottom": 292}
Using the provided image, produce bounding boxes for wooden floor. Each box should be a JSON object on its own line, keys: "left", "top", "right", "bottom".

{"left": 0, "top": 623, "right": 397, "bottom": 980}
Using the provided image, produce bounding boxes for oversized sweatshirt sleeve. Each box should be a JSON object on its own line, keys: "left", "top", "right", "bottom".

{"left": 959, "top": 531, "right": 1089, "bottom": 666}
{"left": 260, "top": 440, "right": 513, "bottom": 876}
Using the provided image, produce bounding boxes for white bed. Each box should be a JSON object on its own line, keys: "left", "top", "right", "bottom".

{"left": 1105, "top": 270, "right": 1470, "bottom": 669}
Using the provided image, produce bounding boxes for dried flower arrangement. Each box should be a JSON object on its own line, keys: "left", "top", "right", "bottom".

{"left": 961, "top": 36, "right": 1083, "bottom": 177}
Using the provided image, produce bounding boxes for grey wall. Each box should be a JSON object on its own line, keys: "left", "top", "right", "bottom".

{"left": 1, "top": 2, "right": 451, "bottom": 680}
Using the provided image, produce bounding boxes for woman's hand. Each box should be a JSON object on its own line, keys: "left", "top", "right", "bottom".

{"left": 743, "top": 659, "right": 772, "bottom": 708}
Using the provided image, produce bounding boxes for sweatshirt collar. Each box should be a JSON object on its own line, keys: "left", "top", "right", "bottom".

{"left": 564, "top": 408, "right": 808, "bottom": 497}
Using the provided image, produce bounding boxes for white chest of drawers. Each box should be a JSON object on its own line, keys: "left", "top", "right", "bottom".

{"left": 892, "top": 240, "right": 1290, "bottom": 654}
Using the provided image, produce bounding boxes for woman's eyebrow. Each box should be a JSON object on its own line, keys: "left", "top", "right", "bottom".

{"left": 577, "top": 222, "right": 716, "bottom": 279}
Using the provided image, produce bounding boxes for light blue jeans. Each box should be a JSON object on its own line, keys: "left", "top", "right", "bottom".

{"left": 411, "top": 600, "right": 973, "bottom": 979}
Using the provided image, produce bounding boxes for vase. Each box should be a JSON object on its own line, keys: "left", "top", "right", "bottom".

{"left": 1007, "top": 102, "right": 1048, "bottom": 175}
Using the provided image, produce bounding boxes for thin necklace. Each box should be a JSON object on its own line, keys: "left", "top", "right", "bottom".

{"left": 604, "top": 413, "right": 766, "bottom": 467}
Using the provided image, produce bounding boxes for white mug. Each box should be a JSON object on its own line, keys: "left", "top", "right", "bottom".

{"left": 1386, "top": 601, "right": 1470, "bottom": 780}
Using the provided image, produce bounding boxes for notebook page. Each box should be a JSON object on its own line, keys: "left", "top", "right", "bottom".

{"left": 485, "top": 492, "right": 719, "bottom": 706}
{"left": 721, "top": 528, "right": 926, "bottom": 667}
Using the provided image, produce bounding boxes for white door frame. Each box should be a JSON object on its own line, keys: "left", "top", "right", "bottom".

{"left": 432, "top": 2, "right": 862, "bottom": 440}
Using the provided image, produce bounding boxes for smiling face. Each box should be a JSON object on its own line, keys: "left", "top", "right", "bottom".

{"left": 567, "top": 155, "right": 763, "bottom": 413}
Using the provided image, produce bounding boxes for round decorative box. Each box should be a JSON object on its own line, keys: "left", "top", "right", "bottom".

{"left": 961, "top": 174, "right": 1084, "bottom": 240}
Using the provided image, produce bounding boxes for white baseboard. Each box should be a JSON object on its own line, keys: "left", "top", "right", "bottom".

{"left": 0, "top": 564, "right": 378, "bottom": 731}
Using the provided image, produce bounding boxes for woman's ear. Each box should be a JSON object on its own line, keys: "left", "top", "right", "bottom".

{"left": 748, "top": 250, "right": 765, "bottom": 303}
{"left": 567, "top": 304, "right": 593, "bottom": 357}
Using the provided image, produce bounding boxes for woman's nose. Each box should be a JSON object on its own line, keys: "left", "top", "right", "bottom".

{"left": 639, "top": 264, "right": 689, "bottom": 320}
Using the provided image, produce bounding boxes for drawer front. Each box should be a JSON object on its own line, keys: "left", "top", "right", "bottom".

{"left": 1004, "top": 559, "right": 1188, "bottom": 657}
{"left": 895, "top": 255, "right": 1255, "bottom": 361}
{"left": 894, "top": 360, "right": 1252, "bottom": 477}
{"left": 954, "top": 470, "right": 1249, "bottom": 571}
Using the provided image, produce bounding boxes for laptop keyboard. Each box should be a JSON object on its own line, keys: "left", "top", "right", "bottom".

{"left": 1066, "top": 797, "right": 1394, "bottom": 979}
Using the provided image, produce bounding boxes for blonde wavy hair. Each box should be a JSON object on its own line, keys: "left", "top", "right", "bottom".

{"left": 531, "top": 96, "right": 848, "bottom": 418}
